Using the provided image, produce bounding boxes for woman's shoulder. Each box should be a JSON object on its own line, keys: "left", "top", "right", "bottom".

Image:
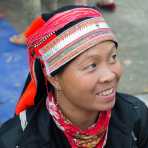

{"left": 116, "top": 93, "right": 147, "bottom": 128}
{"left": 0, "top": 115, "right": 22, "bottom": 148}
{"left": 115, "top": 92, "right": 148, "bottom": 122}
{"left": 0, "top": 104, "right": 53, "bottom": 148}
{"left": 112, "top": 92, "right": 148, "bottom": 128}
{"left": 116, "top": 92, "right": 148, "bottom": 112}
{"left": 0, "top": 115, "right": 20, "bottom": 135}
{"left": 0, "top": 104, "right": 43, "bottom": 147}
{"left": 114, "top": 92, "right": 148, "bottom": 146}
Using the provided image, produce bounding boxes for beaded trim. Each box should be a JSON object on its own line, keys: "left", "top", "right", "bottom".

{"left": 28, "top": 32, "right": 56, "bottom": 49}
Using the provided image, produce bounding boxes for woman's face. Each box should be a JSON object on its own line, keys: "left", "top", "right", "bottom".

{"left": 54, "top": 41, "right": 122, "bottom": 112}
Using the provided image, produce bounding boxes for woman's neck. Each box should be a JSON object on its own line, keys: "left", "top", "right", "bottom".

{"left": 54, "top": 90, "right": 100, "bottom": 130}
{"left": 63, "top": 109, "right": 99, "bottom": 130}
{"left": 56, "top": 96, "right": 99, "bottom": 130}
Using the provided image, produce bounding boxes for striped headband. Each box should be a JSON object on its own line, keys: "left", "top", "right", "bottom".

{"left": 27, "top": 7, "right": 117, "bottom": 76}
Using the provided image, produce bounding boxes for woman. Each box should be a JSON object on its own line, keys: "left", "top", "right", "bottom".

{"left": 0, "top": 5, "right": 148, "bottom": 148}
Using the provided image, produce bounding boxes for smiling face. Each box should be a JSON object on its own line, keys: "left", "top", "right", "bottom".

{"left": 49, "top": 41, "right": 122, "bottom": 113}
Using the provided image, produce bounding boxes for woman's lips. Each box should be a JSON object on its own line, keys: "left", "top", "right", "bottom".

{"left": 96, "top": 87, "right": 116, "bottom": 101}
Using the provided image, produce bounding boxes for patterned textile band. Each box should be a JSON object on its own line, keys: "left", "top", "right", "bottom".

{"left": 39, "top": 17, "right": 116, "bottom": 75}
{"left": 27, "top": 7, "right": 101, "bottom": 48}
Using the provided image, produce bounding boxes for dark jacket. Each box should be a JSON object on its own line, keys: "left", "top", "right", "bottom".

{"left": 0, "top": 93, "right": 148, "bottom": 148}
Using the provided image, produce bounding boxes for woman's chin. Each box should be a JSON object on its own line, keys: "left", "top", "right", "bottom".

{"left": 95, "top": 98, "right": 116, "bottom": 111}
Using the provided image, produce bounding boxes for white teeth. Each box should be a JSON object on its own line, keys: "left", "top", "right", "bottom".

{"left": 97, "top": 88, "right": 113, "bottom": 96}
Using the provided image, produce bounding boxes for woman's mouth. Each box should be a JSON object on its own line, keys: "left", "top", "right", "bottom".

{"left": 96, "top": 87, "right": 116, "bottom": 101}
{"left": 96, "top": 88, "right": 114, "bottom": 96}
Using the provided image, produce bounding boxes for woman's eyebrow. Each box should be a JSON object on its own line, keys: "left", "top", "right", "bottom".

{"left": 76, "top": 43, "right": 117, "bottom": 64}
{"left": 85, "top": 44, "right": 117, "bottom": 58}
{"left": 108, "top": 44, "right": 117, "bottom": 55}
{"left": 111, "top": 43, "right": 117, "bottom": 50}
{"left": 77, "top": 54, "right": 102, "bottom": 66}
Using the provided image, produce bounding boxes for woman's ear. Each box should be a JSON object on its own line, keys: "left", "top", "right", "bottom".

{"left": 47, "top": 75, "right": 61, "bottom": 90}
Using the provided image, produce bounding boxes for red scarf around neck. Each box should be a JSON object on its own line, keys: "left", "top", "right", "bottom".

{"left": 46, "top": 92, "right": 111, "bottom": 148}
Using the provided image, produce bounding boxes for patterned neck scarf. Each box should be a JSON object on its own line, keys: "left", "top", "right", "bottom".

{"left": 46, "top": 92, "right": 111, "bottom": 148}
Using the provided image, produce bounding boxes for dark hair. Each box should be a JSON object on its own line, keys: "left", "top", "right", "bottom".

{"left": 34, "top": 58, "right": 73, "bottom": 103}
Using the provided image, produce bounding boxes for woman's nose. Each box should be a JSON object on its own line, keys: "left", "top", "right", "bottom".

{"left": 97, "top": 68, "right": 115, "bottom": 83}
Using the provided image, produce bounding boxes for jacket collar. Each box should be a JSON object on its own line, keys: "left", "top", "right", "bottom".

{"left": 19, "top": 100, "right": 70, "bottom": 148}
{"left": 37, "top": 105, "right": 70, "bottom": 147}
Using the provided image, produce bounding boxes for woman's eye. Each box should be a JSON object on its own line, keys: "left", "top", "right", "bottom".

{"left": 110, "top": 53, "right": 117, "bottom": 63}
{"left": 112, "top": 54, "right": 117, "bottom": 60}
{"left": 85, "top": 63, "right": 97, "bottom": 71}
